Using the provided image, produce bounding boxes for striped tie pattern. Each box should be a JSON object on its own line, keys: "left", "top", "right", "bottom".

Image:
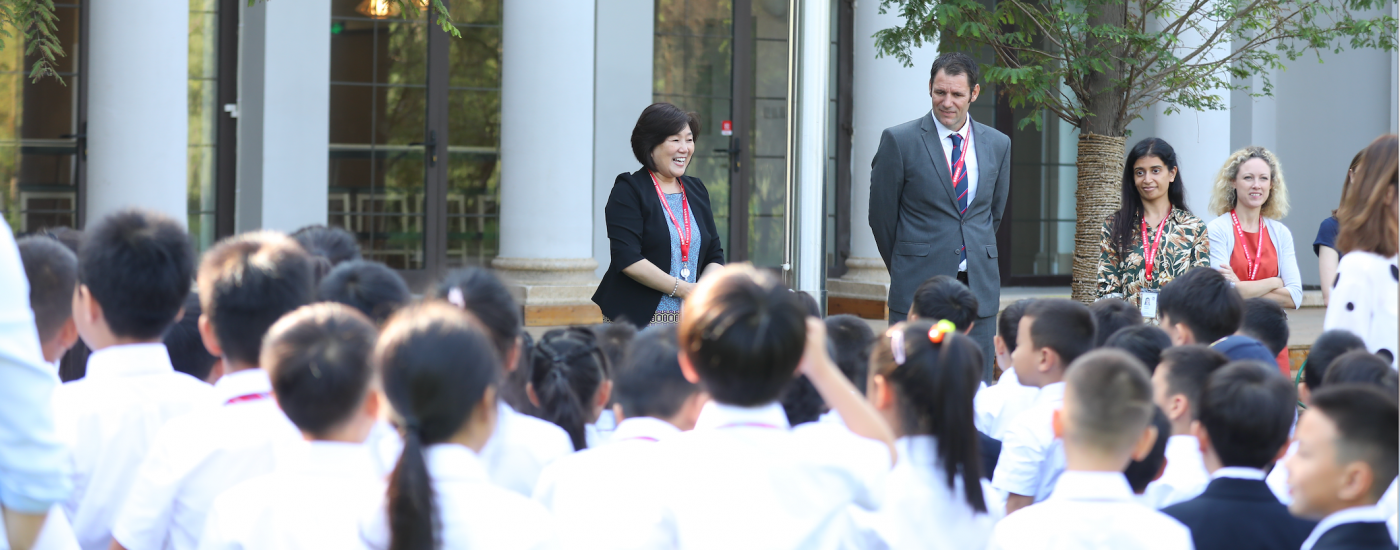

{"left": 951, "top": 133, "right": 968, "bottom": 263}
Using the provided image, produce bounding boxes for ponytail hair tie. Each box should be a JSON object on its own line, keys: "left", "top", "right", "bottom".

{"left": 447, "top": 288, "right": 466, "bottom": 308}
{"left": 889, "top": 328, "right": 907, "bottom": 366}
{"left": 928, "top": 319, "right": 957, "bottom": 344}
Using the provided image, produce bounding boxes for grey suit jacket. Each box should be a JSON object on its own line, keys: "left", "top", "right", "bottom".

{"left": 869, "top": 114, "right": 1011, "bottom": 318}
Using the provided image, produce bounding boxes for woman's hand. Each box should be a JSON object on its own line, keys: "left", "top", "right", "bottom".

{"left": 674, "top": 280, "right": 697, "bottom": 299}
{"left": 1215, "top": 266, "right": 1240, "bottom": 284}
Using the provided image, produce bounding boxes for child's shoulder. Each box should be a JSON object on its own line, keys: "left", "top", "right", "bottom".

{"left": 498, "top": 407, "right": 573, "bottom": 455}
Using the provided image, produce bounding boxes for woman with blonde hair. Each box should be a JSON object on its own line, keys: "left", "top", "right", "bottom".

{"left": 1206, "top": 146, "right": 1302, "bottom": 309}
{"left": 1324, "top": 134, "right": 1398, "bottom": 367}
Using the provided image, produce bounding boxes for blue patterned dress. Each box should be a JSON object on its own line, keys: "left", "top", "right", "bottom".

{"left": 651, "top": 192, "right": 702, "bottom": 325}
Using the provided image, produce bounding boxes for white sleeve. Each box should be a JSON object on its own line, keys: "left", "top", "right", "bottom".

{"left": 990, "top": 413, "right": 1046, "bottom": 497}
{"left": 1273, "top": 222, "right": 1304, "bottom": 309}
{"left": 1207, "top": 217, "right": 1231, "bottom": 269}
{"left": 111, "top": 426, "right": 186, "bottom": 550}
{"left": 193, "top": 500, "right": 237, "bottom": 550}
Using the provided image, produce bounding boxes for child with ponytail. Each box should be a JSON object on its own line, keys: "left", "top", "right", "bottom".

{"left": 527, "top": 328, "right": 612, "bottom": 451}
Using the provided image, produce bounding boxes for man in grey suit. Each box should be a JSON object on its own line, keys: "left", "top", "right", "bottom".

{"left": 869, "top": 52, "right": 1011, "bottom": 382}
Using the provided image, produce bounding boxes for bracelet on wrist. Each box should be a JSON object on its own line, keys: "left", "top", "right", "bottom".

{"left": 669, "top": 278, "right": 679, "bottom": 298}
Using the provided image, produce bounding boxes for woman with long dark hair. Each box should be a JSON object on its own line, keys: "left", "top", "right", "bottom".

{"left": 1095, "top": 138, "right": 1210, "bottom": 312}
{"left": 527, "top": 327, "right": 611, "bottom": 450}
{"left": 1324, "top": 134, "right": 1399, "bottom": 367}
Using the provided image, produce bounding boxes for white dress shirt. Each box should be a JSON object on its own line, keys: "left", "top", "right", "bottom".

{"left": 1379, "top": 479, "right": 1398, "bottom": 542}
{"left": 1139, "top": 435, "right": 1210, "bottom": 509}
{"left": 1300, "top": 505, "right": 1392, "bottom": 550}
{"left": 1211, "top": 466, "right": 1266, "bottom": 481}
{"left": 644, "top": 401, "right": 890, "bottom": 550}
{"left": 1266, "top": 439, "right": 1298, "bottom": 504}
{"left": 480, "top": 402, "right": 575, "bottom": 497}
{"left": 197, "top": 441, "right": 384, "bottom": 550}
{"left": 361, "top": 444, "right": 558, "bottom": 550}
{"left": 533, "top": 416, "right": 680, "bottom": 550}
{"left": 111, "top": 369, "right": 304, "bottom": 550}
{"left": 53, "top": 344, "right": 216, "bottom": 550}
{"left": 0, "top": 504, "right": 80, "bottom": 550}
{"left": 988, "top": 471, "right": 1195, "bottom": 550}
{"left": 991, "top": 382, "right": 1067, "bottom": 502}
{"left": 974, "top": 368, "right": 1040, "bottom": 439}
{"left": 851, "top": 435, "right": 997, "bottom": 550}
{"left": 931, "top": 112, "right": 979, "bottom": 273}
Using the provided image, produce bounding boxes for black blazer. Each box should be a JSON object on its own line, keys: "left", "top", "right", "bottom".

{"left": 1162, "top": 477, "right": 1317, "bottom": 550}
{"left": 1311, "top": 522, "right": 1397, "bottom": 550}
{"left": 592, "top": 169, "right": 725, "bottom": 325}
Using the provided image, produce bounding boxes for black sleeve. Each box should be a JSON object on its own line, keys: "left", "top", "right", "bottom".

{"left": 605, "top": 174, "right": 646, "bottom": 270}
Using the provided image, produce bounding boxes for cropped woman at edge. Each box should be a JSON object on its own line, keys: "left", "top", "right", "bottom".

{"left": 592, "top": 103, "right": 724, "bottom": 326}
{"left": 1095, "top": 137, "right": 1210, "bottom": 312}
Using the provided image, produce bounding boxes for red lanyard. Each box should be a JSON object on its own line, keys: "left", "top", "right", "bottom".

{"left": 1141, "top": 208, "right": 1172, "bottom": 282}
{"left": 950, "top": 127, "right": 971, "bottom": 185}
{"left": 225, "top": 391, "right": 271, "bottom": 406}
{"left": 1230, "top": 210, "right": 1264, "bottom": 280}
{"left": 649, "top": 171, "right": 692, "bottom": 268}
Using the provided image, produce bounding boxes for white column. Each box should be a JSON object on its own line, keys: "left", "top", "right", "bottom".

{"left": 86, "top": 1, "right": 187, "bottom": 227}
{"left": 789, "top": 0, "right": 831, "bottom": 305}
{"left": 592, "top": 0, "right": 654, "bottom": 278}
{"left": 1153, "top": 2, "right": 1230, "bottom": 221}
{"left": 237, "top": 0, "right": 330, "bottom": 233}
{"left": 494, "top": 0, "right": 599, "bottom": 325}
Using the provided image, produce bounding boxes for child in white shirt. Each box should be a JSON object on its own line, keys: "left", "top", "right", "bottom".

{"left": 973, "top": 299, "right": 1039, "bottom": 439}
{"left": 1141, "top": 345, "right": 1229, "bottom": 508}
{"left": 526, "top": 328, "right": 614, "bottom": 451}
{"left": 988, "top": 349, "right": 1193, "bottom": 550}
{"left": 197, "top": 303, "right": 386, "bottom": 550}
{"left": 15, "top": 236, "right": 80, "bottom": 365}
{"left": 53, "top": 210, "right": 215, "bottom": 550}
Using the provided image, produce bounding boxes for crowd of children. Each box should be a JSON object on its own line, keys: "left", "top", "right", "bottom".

{"left": 0, "top": 202, "right": 1395, "bottom": 550}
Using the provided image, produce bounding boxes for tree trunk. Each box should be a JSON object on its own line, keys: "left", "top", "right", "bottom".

{"left": 1070, "top": 133, "right": 1127, "bottom": 303}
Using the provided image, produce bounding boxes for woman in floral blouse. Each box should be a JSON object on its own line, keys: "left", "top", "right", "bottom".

{"left": 1095, "top": 137, "right": 1211, "bottom": 310}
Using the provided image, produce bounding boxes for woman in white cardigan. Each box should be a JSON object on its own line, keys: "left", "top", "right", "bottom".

{"left": 1206, "top": 146, "right": 1303, "bottom": 309}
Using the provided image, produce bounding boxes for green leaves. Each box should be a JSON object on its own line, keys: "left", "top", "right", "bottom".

{"left": 0, "top": 0, "right": 66, "bottom": 84}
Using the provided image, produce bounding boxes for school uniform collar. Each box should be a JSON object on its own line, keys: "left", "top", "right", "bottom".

{"left": 1301, "top": 505, "right": 1391, "bottom": 550}
{"left": 292, "top": 441, "right": 377, "bottom": 478}
{"left": 424, "top": 443, "right": 491, "bottom": 483}
{"left": 213, "top": 368, "right": 273, "bottom": 405}
{"left": 610, "top": 416, "right": 681, "bottom": 443}
{"left": 1211, "top": 466, "right": 1266, "bottom": 480}
{"left": 1034, "top": 381, "right": 1066, "bottom": 406}
{"left": 896, "top": 435, "right": 940, "bottom": 466}
{"left": 1048, "top": 471, "right": 1136, "bottom": 503}
{"left": 83, "top": 343, "right": 176, "bottom": 379}
{"left": 693, "top": 401, "right": 791, "bottom": 431}
{"left": 1165, "top": 434, "right": 1201, "bottom": 463}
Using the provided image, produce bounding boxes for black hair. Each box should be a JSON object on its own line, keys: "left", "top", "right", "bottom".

{"left": 1090, "top": 298, "right": 1142, "bottom": 348}
{"left": 630, "top": 103, "right": 700, "bottom": 173}
{"left": 1158, "top": 345, "right": 1230, "bottom": 420}
{"left": 796, "top": 290, "right": 822, "bottom": 318}
{"left": 164, "top": 292, "right": 219, "bottom": 381}
{"left": 376, "top": 302, "right": 499, "bottom": 550}
{"left": 1125, "top": 406, "right": 1172, "bottom": 493}
{"left": 929, "top": 52, "right": 980, "bottom": 89}
{"left": 781, "top": 377, "right": 826, "bottom": 426}
{"left": 318, "top": 260, "right": 411, "bottom": 325}
{"left": 1024, "top": 299, "right": 1097, "bottom": 368}
{"left": 1063, "top": 349, "right": 1156, "bottom": 452}
{"left": 910, "top": 275, "right": 979, "bottom": 330}
{"left": 1240, "top": 297, "right": 1289, "bottom": 356}
{"left": 1323, "top": 351, "right": 1398, "bottom": 393}
{"left": 1198, "top": 362, "right": 1296, "bottom": 468}
{"left": 1303, "top": 330, "right": 1367, "bottom": 391}
{"left": 263, "top": 303, "right": 378, "bottom": 437}
{"left": 826, "top": 314, "right": 875, "bottom": 394}
{"left": 614, "top": 325, "right": 698, "bottom": 419}
{"left": 591, "top": 321, "right": 638, "bottom": 379}
{"left": 1104, "top": 325, "right": 1172, "bottom": 374}
{"left": 530, "top": 328, "right": 608, "bottom": 450}
{"left": 998, "top": 299, "right": 1034, "bottom": 352}
{"left": 678, "top": 265, "right": 806, "bottom": 406}
{"left": 873, "top": 323, "right": 987, "bottom": 512}
{"left": 1157, "top": 267, "right": 1243, "bottom": 344}
{"left": 78, "top": 209, "right": 195, "bottom": 340}
{"left": 1308, "top": 385, "right": 1400, "bottom": 498}
{"left": 432, "top": 268, "right": 521, "bottom": 368}
{"left": 1109, "top": 138, "right": 1191, "bottom": 260}
{"left": 197, "top": 232, "right": 316, "bottom": 366}
{"left": 291, "top": 224, "right": 361, "bottom": 266}
{"left": 504, "top": 331, "right": 541, "bottom": 417}
{"left": 17, "top": 235, "right": 77, "bottom": 344}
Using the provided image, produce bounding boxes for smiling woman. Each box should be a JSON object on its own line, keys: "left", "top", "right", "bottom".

{"left": 591, "top": 103, "right": 726, "bottom": 327}
{"left": 1205, "top": 146, "right": 1303, "bottom": 310}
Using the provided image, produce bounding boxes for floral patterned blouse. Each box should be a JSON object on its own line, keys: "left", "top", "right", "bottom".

{"left": 1095, "top": 208, "right": 1211, "bottom": 308}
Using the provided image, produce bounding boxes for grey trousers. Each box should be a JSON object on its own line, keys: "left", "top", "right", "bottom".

{"left": 889, "top": 309, "right": 998, "bottom": 383}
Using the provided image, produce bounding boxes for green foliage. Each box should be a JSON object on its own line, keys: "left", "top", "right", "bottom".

{"left": 874, "top": 0, "right": 1397, "bottom": 134}
{"left": 0, "top": 0, "right": 66, "bottom": 83}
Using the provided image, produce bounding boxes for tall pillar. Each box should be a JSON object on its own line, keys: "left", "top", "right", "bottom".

{"left": 494, "top": 0, "right": 601, "bottom": 326}
{"left": 1154, "top": 3, "right": 1230, "bottom": 221}
{"left": 828, "top": 0, "right": 939, "bottom": 319}
{"left": 237, "top": 0, "right": 330, "bottom": 234}
{"left": 86, "top": 1, "right": 187, "bottom": 227}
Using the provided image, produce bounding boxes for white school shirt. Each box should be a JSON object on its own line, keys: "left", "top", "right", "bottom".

{"left": 197, "top": 441, "right": 384, "bottom": 550}
{"left": 1300, "top": 505, "right": 1392, "bottom": 550}
{"left": 1266, "top": 439, "right": 1298, "bottom": 504}
{"left": 1380, "top": 479, "right": 1399, "bottom": 542}
{"left": 1138, "top": 435, "right": 1210, "bottom": 509}
{"left": 533, "top": 416, "right": 679, "bottom": 550}
{"left": 973, "top": 367, "right": 1040, "bottom": 439}
{"left": 850, "top": 435, "right": 997, "bottom": 550}
{"left": 480, "top": 402, "right": 575, "bottom": 497}
{"left": 645, "top": 401, "right": 890, "bottom": 550}
{"left": 987, "top": 471, "right": 1195, "bottom": 550}
{"left": 52, "top": 344, "right": 216, "bottom": 550}
{"left": 111, "top": 369, "right": 304, "bottom": 550}
{"left": 931, "top": 112, "right": 979, "bottom": 273}
{"left": 0, "top": 504, "right": 80, "bottom": 550}
{"left": 991, "top": 382, "right": 1066, "bottom": 502}
{"left": 361, "top": 444, "right": 558, "bottom": 550}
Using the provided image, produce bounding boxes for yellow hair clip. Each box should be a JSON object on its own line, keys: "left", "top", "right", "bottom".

{"left": 928, "top": 319, "right": 957, "bottom": 344}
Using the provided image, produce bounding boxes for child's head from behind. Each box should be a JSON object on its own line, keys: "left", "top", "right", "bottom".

{"left": 17, "top": 235, "right": 79, "bottom": 362}
{"left": 1303, "top": 330, "right": 1368, "bottom": 395}
{"left": 317, "top": 260, "right": 411, "bottom": 326}
{"left": 197, "top": 231, "right": 315, "bottom": 368}
{"left": 1124, "top": 406, "right": 1171, "bottom": 494}
{"left": 1194, "top": 362, "right": 1295, "bottom": 470}
{"left": 1012, "top": 299, "right": 1095, "bottom": 387}
{"left": 1287, "top": 385, "right": 1399, "bottom": 519}
{"left": 1239, "top": 297, "right": 1289, "bottom": 356}
{"left": 994, "top": 298, "right": 1033, "bottom": 368}
{"left": 678, "top": 264, "right": 807, "bottom": 406}
{"left": 1104, "top": 324, "right": 1172, "bottom": 375}
{"left": 825, "top": 314, "right": 875, "bottom": 392}
{"left": 1322, "top": 351, "right": 1398, "bottom": 392}
{"left": 1055, "top": 349, "right": 1155, "bottom": 469}
{"left": 263, "top": 303, "right": 380, "bottom": 440}
{"left": 1152, "top": 345, "right": 1230, "bottom": 431}
{"left": 1157, "top": 267, "right": 1242, "bottom": 345}
{"left": 614, "top": 325, "right": 703, "bottom": 429}
{"left": 529, "top": 328, "right": 611, "bottom": 451}
{"left": 74, "top": 209, "right": 194, "bottom": 348}
{"left": 165, "top": 292, "right": 220, "bottom": 383}
{"left": 1090, "top": 298, "right": 1142, "bottom": 347}
{"left": 432, "top": 268, "right": 522, "bottom": 370}
{"left": 908, "top": 275, "right": 978, "bottom": 329}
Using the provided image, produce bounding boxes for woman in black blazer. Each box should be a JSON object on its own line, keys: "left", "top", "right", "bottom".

{"left": 592, "top": 103, "right": 724, "bottom": 326}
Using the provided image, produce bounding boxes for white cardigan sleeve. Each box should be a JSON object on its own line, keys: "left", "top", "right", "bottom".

{"left": 1269, "top": 220, "right": 1304, "bottom": 309}
{"left": 1206, "top": 215, "right": 1232, "bottom": 269}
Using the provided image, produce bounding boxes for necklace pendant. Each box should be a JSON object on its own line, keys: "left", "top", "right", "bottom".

{"left": 681, "top": 267, "right": 691, "bottom": 279}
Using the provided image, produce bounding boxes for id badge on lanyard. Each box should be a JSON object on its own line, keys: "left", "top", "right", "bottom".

{"left": 1140, "top": 290, "right": 1160, "bottom": 319}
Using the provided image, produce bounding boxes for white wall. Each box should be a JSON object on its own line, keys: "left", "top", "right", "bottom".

{"left": 592, "top": 0, "right": 655, "bottom": 277}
